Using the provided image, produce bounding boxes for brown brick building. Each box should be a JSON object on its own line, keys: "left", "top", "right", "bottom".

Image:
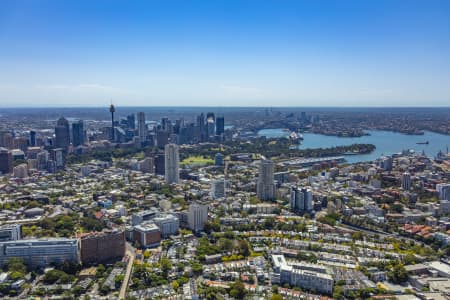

{"left": 133, "top": 223, "right": 161, "bottom": 248}
{"left": 80, "top": 230, "right": 125, "bottom": 265}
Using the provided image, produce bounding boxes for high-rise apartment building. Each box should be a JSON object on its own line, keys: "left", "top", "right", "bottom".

{"left": 164, "top": 143, "right": 179, "bottom": 184}
{"left": 137, "top": 112, "right": 147, "bottom": 142}
{"left": 291, "top": 187, "right": 313, "bottom": 213}
{"left": 211, "top": 178, "right": 226, "bottom": 199}
{"left": 13, "top": 163, "right": 28, "bottom": 178}
{"left": 436, "top": 183, "right": 450, "bottom": 201}
{"left": 257, "top": 158, "right": 275, "bottom": 201}
{"left": 188, "top": 203, "right": 208, "bottom": 232}
{"left": 402, "top": 172, "right": 412, "bottom": 191}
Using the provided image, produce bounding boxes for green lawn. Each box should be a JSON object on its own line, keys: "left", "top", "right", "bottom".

{"left": 181, "top": 155, "right": 214, "bottom": 166}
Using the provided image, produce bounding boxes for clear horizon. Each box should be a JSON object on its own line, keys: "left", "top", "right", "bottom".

{"left": 1, "top": 0, "right": 450, "bottom": 107}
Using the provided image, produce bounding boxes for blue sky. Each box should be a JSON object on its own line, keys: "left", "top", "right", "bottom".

{"left": 0, "top": 0, "right": 450, "bottom": 107}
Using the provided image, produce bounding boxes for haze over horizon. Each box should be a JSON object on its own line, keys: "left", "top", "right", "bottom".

{"left": 1, "top": 0, "right": 450, "bottom": 107}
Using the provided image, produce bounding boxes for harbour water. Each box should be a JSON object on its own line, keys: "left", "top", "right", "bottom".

{"left": 257, "top": 129, "right": 450, "bottom": 163}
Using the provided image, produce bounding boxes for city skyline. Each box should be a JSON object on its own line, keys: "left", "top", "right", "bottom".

{"left": 1, "top": 0, "right": 450, "bottom": 107}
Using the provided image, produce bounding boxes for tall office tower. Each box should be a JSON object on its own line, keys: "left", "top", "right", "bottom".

{"left": 290, "top": 187, "right": 313, "bottom": 213}
{"left": 402, "top": 172, "right": 412, "bottom": 191}
{"left": 257, "top": 158, "right": 276, "bottom": 201}
{"left": 156, "top": 130, "right": 170, "bottom": 149}
{"left": 127, "top": 113, "right": 135, "bottom": 129}
{"left": 179, "top": 124, "right": 195, "bottom": 144}
{"left": 174, "top": 119, "right": 183, "bottom": 134}
{"left": 72, "top": 120, "right": 84, "bottom": 147}
{"left": 161, "top": 117, "right": 171, "bottom": 132}
{"left": 196, "top": 113, "right": 206, "bottom": 141}
{"left": 216, "top": 116, "right": 225, "bottom": 136}
{"left": 109, "top": 103, "right": 116, "bottom": 142}
{"left": 55, "top": 117, "right": 70, "bottom": 149}
{"left": 0, "top": 147, "right": 13, "bottom": 174}
{"left": 36, "top": 150, "right": 49, "bottom": 170}
{"left": 29, "top": 130, "right": 36, "bottom": 147}
{"left": 13, "top": 137, "right": 28, "bottom": 152}
{"left": 188, "top": 203, "right": 208, "bottom": 232}
{"left": 206, "top": 112, "right": 215, "bottom": 138}
{"left": 137, "top": 112, "right": 147, "bottom": 142}
{"left": 206, "top": 112, "right": 215, "bottom": 122}
{"left": 155, "top": 153, "right": 165, "bottom": 175}
{"left": 164, "top": 143, "right": 180, "bottom": 184}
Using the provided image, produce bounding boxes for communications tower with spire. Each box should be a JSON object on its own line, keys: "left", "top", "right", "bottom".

{"left": 109, "top": 101, "right": 115, "bottom": 142}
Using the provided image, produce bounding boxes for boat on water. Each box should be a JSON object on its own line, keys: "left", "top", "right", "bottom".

{"left": 416, "top": 141, "right": 429, "bottom": 145}
{"left": 343, "top": 152, "right": 359, "bottom": 155}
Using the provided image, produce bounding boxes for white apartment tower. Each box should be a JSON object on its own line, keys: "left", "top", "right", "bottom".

{"left": 290, "top": 187, "right": 313, "bottom": 213}
{"left": 188, "top": 203, "right": 208, "bottom": 232}
{"left": 402, "top": 172, "right": 412, "bottom": 191}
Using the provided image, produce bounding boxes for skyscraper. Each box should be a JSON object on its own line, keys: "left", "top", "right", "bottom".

{"left": 206, "top": 112, "right": 215, "bottom": 138}
{"left": 0, "top": 148, "right": 13, "bottom": 174}
{"left": 54, "top": 117, "right": 70, "bottom": 149}
{"left": 216, "top": 116, "right": 225, "bottom": 136}
{"left": 36, "top": 151, "right": 49, "bottom": 170}
{"left": 257, "top": 158, "right": 275, "bottom": 201}
{"left": 165, "top": 143, "right": 179, "bottom": 184}
{"left": 51, "top": 148, "right": 65, "bottom": 169}
{"left": 127, "top": 114, "right": 135, "bottom": 129}
{"left": 72, "top": 120, "right": 84, "bottom": 147}
{"left": 196, "top": 113, "right": 205, "bottom": 142}
{"left": 291, "top": 187, "right": 313, "bottom": 213}
{"left": 29, "top": 130, "right": 36, "bottom": 147}
{"left": 137, "top": 112, "right": 147, "bottom": 142}
{"left": 402, "top": 172, "right": 412, "bottom": 190}
{"left": 161, "top": 117, "right": 171, "bottom": 132}
{"left": 155, "top": 152, "right": 165, "bottom": 176}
